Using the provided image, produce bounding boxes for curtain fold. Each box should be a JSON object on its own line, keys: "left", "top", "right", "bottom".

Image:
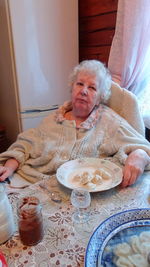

{"left": 108, "top": 0, "right": 150, "bottom": 96}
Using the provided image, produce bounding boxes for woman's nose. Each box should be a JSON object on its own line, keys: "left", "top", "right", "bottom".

{"left": 80, "top": 86, "right": 88, "bottom": 96}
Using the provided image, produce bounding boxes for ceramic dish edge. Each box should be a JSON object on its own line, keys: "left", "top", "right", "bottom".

{"left": 56, "top": 158, "right": 123, "bottom": 192}
{"left": 84, "top": 208, "right": 150, "bottom": 267}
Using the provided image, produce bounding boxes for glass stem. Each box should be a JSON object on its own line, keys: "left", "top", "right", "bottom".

{"left": 78, "top": 208, "right": 84, "bottom": 219}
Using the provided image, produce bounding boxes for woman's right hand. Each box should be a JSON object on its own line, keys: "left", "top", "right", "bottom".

{"left": 0, "top": 159, "right": 19, "bottom": 182}
{"left": 0, "top": 166, "right": 14, "bottom": 181}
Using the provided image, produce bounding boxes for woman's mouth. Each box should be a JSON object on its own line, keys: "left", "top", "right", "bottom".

{"left": 76, "top": 98, "right": 87, "bottom": 103}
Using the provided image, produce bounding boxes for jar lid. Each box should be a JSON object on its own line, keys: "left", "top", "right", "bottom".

{"left": 18, "top": 196, "right": 41, "bottom": 218}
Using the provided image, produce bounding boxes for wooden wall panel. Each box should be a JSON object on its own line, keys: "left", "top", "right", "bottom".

{"left": 79, "top": 0, "right": 118, "bottom": 65}
{"left": 79, "top": 13, "right": 117, "bottom": 32}
{"left": 79, "top": 0, "right": 118, "bottom": 17}
{"left": 79, "top": 46, "right": 111, "bottom": 64}
{"left": 80, "top": 29, "right": 115, "bottom": 47}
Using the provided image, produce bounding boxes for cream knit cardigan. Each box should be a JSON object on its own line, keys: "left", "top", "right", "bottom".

{"left": 0, "top": 103, "right": 150, "bottom": 183}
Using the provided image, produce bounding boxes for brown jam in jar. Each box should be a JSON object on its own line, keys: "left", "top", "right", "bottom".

{"left": 17, "top": 196, "right": 44, "bottom": 246}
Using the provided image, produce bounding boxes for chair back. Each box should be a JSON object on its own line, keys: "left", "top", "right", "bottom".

{"left": 107, "top": 81, "right": 145, "bottom": 136}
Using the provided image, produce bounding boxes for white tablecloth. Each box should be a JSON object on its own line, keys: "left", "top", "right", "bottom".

{"left": 0, "top": 171, "right": 150, "bottom": 267}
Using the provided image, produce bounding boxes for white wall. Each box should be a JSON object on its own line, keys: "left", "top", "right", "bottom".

{"left": 8, "top": 0, "right": 79, "bottom": 110}
{"left": 0, "top": 0, "right": 78, "bottom": 143}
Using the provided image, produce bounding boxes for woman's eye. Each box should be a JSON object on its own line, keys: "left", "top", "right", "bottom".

{"left": 76, "top": 82, "right": 83, "bottom": 86}
{"left": 89, "top": 86, "right": 96, "bottom": 91}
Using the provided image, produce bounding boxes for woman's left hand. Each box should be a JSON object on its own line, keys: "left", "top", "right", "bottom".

{"left": 121, "top": 149, "right": 150, "bottom": 188}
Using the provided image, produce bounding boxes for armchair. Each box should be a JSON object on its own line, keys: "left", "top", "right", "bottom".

{"left": 107, "top": 81, "right": 145, "bottom": 137}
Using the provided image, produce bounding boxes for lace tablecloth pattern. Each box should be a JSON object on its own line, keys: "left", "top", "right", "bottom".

{"left": 1, "top": 171, "right": 150, "bottom": 267}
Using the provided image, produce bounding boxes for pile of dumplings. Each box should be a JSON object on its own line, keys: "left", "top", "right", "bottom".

{"left": 74, "top": 168, "right": 111, "bottom": 189}
{"left": 113, "top": 231, "right": 150, "bottom": 267}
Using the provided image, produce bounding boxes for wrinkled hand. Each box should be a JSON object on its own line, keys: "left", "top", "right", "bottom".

{"left": 121, "top": 149, "right": 150, "bottom": 188}
{"left": 0, "top": 166, "right": 14, "bottom": 182}
{"left": 0, "top": 158, "right": 19, "bottom": 182}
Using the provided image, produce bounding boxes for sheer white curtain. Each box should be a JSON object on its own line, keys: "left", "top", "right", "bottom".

{"left": 108, "top": 0, "right": 150, "bottom": 127}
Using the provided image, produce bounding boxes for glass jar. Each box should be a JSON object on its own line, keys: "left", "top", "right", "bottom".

{"left": 17, "top": 196, "right": 44, "bottom": 246}
{"left": 0, "top": 184, "right": 15, "bottom": 244}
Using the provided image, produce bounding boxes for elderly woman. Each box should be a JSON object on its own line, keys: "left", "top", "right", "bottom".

{"left": 0, "top": 60, "right": 150, "bottom": 187}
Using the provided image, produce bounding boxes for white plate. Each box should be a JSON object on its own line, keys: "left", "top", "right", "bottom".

{"left": 56, "top": 158, "right": 123, "bottom": 192}
{"left": 85, "top": 208, "right": 150, "bottom": 267}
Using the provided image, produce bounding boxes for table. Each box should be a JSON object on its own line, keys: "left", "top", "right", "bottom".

{"left": 0, "top": 171, "right": 150, "bottom": 267}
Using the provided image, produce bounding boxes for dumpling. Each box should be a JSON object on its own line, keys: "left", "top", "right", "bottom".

{"left": 128, "top": 254, "right": 148, "bottom": 267}
{"left": 91, "top": 174, "right": 103, "bottom": 184}
{"left": 99, "top": 169, "right": 111, "bottom": 180}
{"left": 140, "top": 241, "right": 150, "bottom": 257}
{"left": 139, "top": 231, "right": 150, "bottom": 243}
{"left": 115, "top": 256, "right": 134, "bottom": 267}
{"left": 113, "top": 231, "right": 150, "bottom": 267}
{"left": 130, "top": 235, "right": 142, "bottom": 254}
{"left": 114, "top": 242, "right": 132, "bottom": 257}
{"left": 80, "top": 172, "right": 90, "bottom": 184}
{"left": 94, "top": 169, "right": 101, "bottom": 176}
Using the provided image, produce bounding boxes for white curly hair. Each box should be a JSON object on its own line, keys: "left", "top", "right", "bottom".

{"left": 68, "top": 60, "right": 112, "bottom": 103}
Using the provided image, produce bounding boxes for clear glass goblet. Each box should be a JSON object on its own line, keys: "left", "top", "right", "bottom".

{"left": 71, "top": 188, "right": 91, "bottom": 223}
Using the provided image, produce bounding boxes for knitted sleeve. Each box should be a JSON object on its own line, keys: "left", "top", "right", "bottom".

{"left": 0, "top": 127, "right": 41, "bottom": 167}
{"left": 112, "top": 121, "right": 150, "bottom": 169}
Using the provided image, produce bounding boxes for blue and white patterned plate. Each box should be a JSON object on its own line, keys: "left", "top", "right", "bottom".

{"left": 85, "top": 208, "right": 150, "bottom": 267}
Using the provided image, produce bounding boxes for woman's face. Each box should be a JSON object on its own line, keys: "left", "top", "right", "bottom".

{"left": 71, "top": 71, "right": 100, "bottom": 119}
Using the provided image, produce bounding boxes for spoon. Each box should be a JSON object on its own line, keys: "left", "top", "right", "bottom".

{"left": 39, "top": 183, "right": 62, "bottom": 203}
{"left": 1, "top": 178, "right": 30, "bottom": 189}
